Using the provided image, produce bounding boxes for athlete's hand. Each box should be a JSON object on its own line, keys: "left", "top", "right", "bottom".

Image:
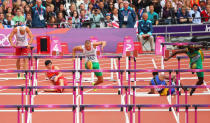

{"left": 11, "top": 44, "right": 16, "bottom": 48}
{"left": 72, "top": 58, "right": 76, "bottom": 64}
{"left": 164, "top": 58, "right": 169, "bottom": 61}
{"left": 101, "top": 45, "right": 104, "bottom": 51}
{"left": 148, "top": 91, "right": 155, "bottom": 94}
{"left": 54, "top": 76, "right": 58, "bottom": 82}
{"left": 27, "top": 45, "right": 31, "bottom": 49}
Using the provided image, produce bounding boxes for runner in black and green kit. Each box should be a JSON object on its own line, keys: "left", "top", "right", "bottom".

{"left": 164, "top": 45, "right": 204, "bottom": 96}
{"left": 72, "top": 40, "right": 106, "bottom": 85}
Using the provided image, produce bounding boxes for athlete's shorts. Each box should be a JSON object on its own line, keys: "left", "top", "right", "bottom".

{"left": 190, "top": 62, "right": 204, "bottom": 78}
{"left": 85, "top": 62, "right": 102, "bottom": 77}
{"left": 54, "top": 76, "right": 68, "bottom": 93}
{"left": 158, "top": 82, "right": 176, "bottom": 96}
{"left": 15, "top": 48, "right": 29, "bottom": 56}
{"left": 159, "top": 88, "right": 175, "bottom": 96}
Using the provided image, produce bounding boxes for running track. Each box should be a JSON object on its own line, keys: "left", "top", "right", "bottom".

{"left": 0, "top": 51, "right": 210, "bottom": 123}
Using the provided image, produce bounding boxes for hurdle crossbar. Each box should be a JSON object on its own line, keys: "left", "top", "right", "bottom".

{"left": 126, "top": 69, "right": 210, "bottom": 72}
{"left": 161, "top": 42, "right": 203, "bottom": 46}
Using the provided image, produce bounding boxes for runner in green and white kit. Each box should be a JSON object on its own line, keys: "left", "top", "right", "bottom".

{"left": 164, "top": 45, "right": 205, "bottom": 96}
{"left": 73, "top": 40, "right": 106, "bottom": 85}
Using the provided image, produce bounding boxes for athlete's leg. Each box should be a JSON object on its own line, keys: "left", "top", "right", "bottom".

{"left": 94, "top": 75, "right": 103, "bottom": 85}
{"left": 190, "top": 76, "right": 204, "bottom": 96}
{"left": 16, "top": 58, "right": 21, "bottom": 77}
{"left": 92, "top": 62, "right": 103, "bottom": 85}
{"left": 16, "top": 58, "right": 21, "bottom": 70}
{"left": 58, "top": 79, "right": 65, "bottom": 93}
{"left": 23, "top": 58, "right": 28, "bottom": 70}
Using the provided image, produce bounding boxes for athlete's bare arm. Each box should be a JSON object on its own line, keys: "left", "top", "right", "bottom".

{"left": 72, "top": 46, "right": 83, "bottom": 58}
{"left": 164, "top": 49, "right": 188, "bottom": 61}
{"left": 26, "top": 27, "right": 33, "bottom": 47}
{"left": 93, "top": 41, "right": 106, "bottom": 51}
{"left": 8, "top": 27, "right": 17, "bottom": 47}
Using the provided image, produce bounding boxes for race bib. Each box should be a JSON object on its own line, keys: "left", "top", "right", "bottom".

{"left": 124, "top": 16, "right": 128, "bottom": 21}
{"left": 87, "top": 56, "right": 95, "bottom": 61}
{"left": 39, "top": 14, "right": 44, "bottom": 20}
{"left": 17, "top": 37, "right": 25, "bottom": 42}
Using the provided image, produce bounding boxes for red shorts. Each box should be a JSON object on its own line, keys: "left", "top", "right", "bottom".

{"left": 54, "top": 76, "right": 68, "bottom": 93}
{"left": 15, "top": 48, "right": 29, "bottom": 56}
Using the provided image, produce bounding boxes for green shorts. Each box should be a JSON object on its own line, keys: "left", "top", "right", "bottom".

{"left": 85, "top": 62, "right": 102, "bottom": 77}
{"left": 190, "top": 62, "right": 204, "bottom": 78}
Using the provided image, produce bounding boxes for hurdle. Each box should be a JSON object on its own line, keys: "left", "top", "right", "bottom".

{"left": 0, "top": 104, "right": 76, "bottom": 123}
{"left": 127, "top": 69, "right": 210, "bottom": 123}
{"left": 0, "top": 85, "right": 77, "bottom": 123}
{"left": 136, "top": 104, "right": 190, "bottom": 123}
{"left": 80, "top": 104, "right": 134, "bottom": 123}
{"left": 192, "top": 104, "right": 210, "bottom": 123}
{"left": 33, "top": 55, "right": 122, "bottom": 83}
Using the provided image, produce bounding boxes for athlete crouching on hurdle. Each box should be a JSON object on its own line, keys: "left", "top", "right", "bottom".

{"left": 72, "top": 40, "right": 106, "bottom": 86}
{"left": 44, "top": 60, "right": 68, "bottom": 93}
{"left": 8, "top": 25, "right": 33, "bottom": 78}
{"left": 164, "top": 45, "right": 205, "bottom": 96}
{"left": 148, "top": 72, "right": 177, "bottom": 96}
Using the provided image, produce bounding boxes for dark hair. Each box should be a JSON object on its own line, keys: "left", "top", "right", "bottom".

{"left": 193, "top": 4, "right": 198, "bottom": 8}
{"left": 16, "top": 8, "right": 21, "bottom": 11}
{"left": 73, "top": 10, "right": 79, "bottom": 18}
{"left": 45, "top": 60, "right": 52, "bottom": 66}
{"left": 152, "top": 72, "right": 158, "bottom": 76}
{"left": 85, "top": 40, "right": 91, "bottom": 44}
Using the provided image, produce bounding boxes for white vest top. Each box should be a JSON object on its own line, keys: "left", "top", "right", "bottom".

{"left": 15, "top": 26, "right": 28, "bottom": 46}
{"left": 82, "top": 43, "right": 98, "bottom": 63}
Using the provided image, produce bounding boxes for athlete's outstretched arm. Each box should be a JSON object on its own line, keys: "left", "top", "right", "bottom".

{"left": 162, "top": 74, "right": 176, "bottom": 81}
{"left": 148, "top": 82, "right": 155, "bottom": 94}
{"left": 26, "top": 27, "right": 33, "bottom": 47}
{"left": 164, "top": 49, "right": 187, "bottom": 61}
{"left": 93, "top": 41, "right": 106, "bottom": 51}
{"left": 8, "top": 28, "right": 17, "bottom": 47}
{"left": 72, "top": 46, "right": 83, "bottom": 58}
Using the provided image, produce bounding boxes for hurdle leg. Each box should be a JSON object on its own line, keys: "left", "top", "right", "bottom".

{"left": 110, "top": 58, "right": 114, "bottom": 80}
{"left": 25, "top": 72, "right": 28, "bottom": 106}
{"left": 21, "top": 88, "right": 24, "bottom": 123}
{"left": 168, "top": 71, "right": 172, "bottom": 110}
{"left": 118, "top": 57, "right": 121, "bottom": 80}
{"left": 34, "top": 58, "right": 38, "bottom": 94}
{"left": 82, "top": 109, "right": 85, "bottom": 123}
{"left": 129, "top": 106, "right": 133, "bottom": 123}
{"left": 134, "top": 57, "right": 137, "bottom": 82}
{"left": 125, "top": 88, "right": 128, "bottom": 112}
{"left": 25, "top": 107, "right": 28, "bottom": 123}
{"left": 17, "top": 107, "right": 20, "bottom": 123}
{"left": 138, "top": 107, "right": 141, "bottom": 123}
{"left": 195, "top": 107, "right": 197, "bottom": 123}
{"left": 176, "top": 71, "right": 180, "bottom": 123}
{"left": 73, "top": 72, "right": 76, "bottom": 105}
{"left": 126, "top": 57, "right": 128, "bottom": 80}
{"left": 73, "top": 106, "right": 76, "bottom": 123}
{"left": 120, "top": 72, "right": 123, "bottom": 94}
{"left": 133, "top": 88, "right": 135, "bottom": 112}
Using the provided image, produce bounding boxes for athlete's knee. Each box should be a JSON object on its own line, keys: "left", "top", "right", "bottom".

{"left": 197, "top": 77, "right": 204, "bottom": 85}
{"left": 17, "top": 59, "right": 20, "bottom": 62}
{"left": 97, "top": 76, "right": 103, "bottom": 82}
